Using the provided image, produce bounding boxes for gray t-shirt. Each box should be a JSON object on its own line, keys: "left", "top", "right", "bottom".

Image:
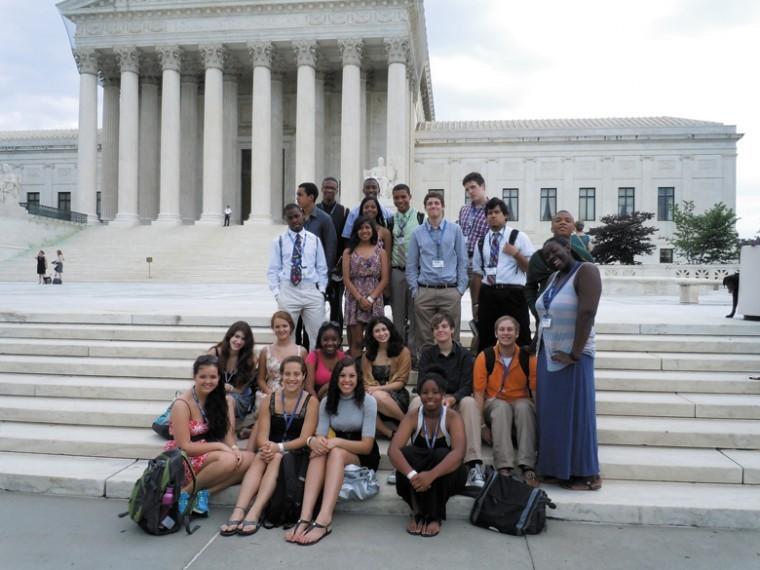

{"left": 317, "top": 394, "right": 377, "bottom": 438}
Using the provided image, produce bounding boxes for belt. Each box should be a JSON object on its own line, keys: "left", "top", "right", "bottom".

{"left": 482, "top": 284, "right": 524, "bottom": 290}
{"left": 392, "top": 266, "right": 405, "bottom": 271}
{"left": 418, "top": 283, "right": 457, "bottom": 289}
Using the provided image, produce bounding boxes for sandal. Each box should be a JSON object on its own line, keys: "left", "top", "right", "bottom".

{"left": 285, "top": 519, "right": 311, "bottom": 543}
{"left": 238, "top": 519, "right": 262, "bottom": 536}
{"left": 406, "top": 514, "right": 423, "bottom": 536}
{"left": 219, "top": 507, "right": 245, "bottom": 536}
{"left": 300, "top": 520, "right": 332, "bottom": 546}
{"left": 560, "top": 476, "right": 602, "bottom": 491}
{"left": 420, "top": 518, "right": 440, "bottom": 538}
{"left": 521, "top": 467, "right": 540, "bottom": 488}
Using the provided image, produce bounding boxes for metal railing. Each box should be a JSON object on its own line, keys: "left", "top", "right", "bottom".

{"left": 19, "top": 202, "right": 88, "bottom": 224}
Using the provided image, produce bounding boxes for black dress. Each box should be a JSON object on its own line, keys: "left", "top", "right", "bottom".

{"left": 372, "top": 364, "right": 410, "bottom": 413}
{"left": 395, "top": 411, "right": 466, "bottom": 522}
{"left": 36, "top": 255, "right": 46, "bottom": 275}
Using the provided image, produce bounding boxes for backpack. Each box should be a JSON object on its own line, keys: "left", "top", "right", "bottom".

{"left": 470, "top": 468, "right": 556, "bottom": 536}
{"left": 262, "top": 450, "right": 310, "bottom": 529}
{"left": 119, "top": 448, "right": 199, "bottom": 535}
{"left": 478, "top": 228, "right": 519, "bottom": 275}
{"left": 483, "top": 346, "right": 532, "bottom": 398}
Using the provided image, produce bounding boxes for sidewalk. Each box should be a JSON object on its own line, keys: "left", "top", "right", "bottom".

{"left": 2, "top": 492, "right": 759, "bottom": 570}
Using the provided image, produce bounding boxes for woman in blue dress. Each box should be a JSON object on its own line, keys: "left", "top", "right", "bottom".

{"left": 535, "top": 236, "right": 602, "bottom": 490}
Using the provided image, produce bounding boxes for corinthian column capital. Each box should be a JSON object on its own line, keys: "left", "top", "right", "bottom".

{"left": 293, "top": 39, "right": 318, "bottom": 68}
{"left": 74, "top": 48, "right": 99, "bottom": 75}
{"left": 247, "top": 41, "right": 273, "bottom": 68}
{"left": 199, "top": 43, "right": 227, "bottom": 70}
{"left": 157, "top": 45, "right": 183, "bottom": 72}
{"left": 115, "top": 46, "right": 140, "bottom": 74}
{"left": 384, "top": 36, "right": 409, "bottom": 65}
{"left": 338, "top": 38, "right": 363, "bottom": 67}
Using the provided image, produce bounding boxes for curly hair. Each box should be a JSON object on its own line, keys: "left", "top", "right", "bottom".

{"left": 325, "top": 356, "right": 366, "bottom": 416}
{"left": 416, "top": 365, "right": 447, "bottom": 395}
{"left": 315, "top": 321, "right": 343, "bottom": 349}
{"left": 363, "top": 316, "right": 404, "bottom": 360}
{"left": 192, "top": 355, "right": 229, "bottom": 442}
{"left": 211, "top": 321, "right": 255, "bottom": 390}
{"left": 347, "top": 215, "right": 379, "bottom": 252}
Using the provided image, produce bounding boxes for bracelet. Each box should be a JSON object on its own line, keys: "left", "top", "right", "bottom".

{"left": 306, "top": 436, "right": 314, "bottom": 447}
{"left": 278, "top": 442, "right": 285, "bottom": 452}
{"left": 473, "top": 303, "right": 479, "bottom": 307}
{"left": 406, "top": 470, "right": 418, "bottom": 480}
{"left": 367, "top": 295, "right": 375, "bottom": 303}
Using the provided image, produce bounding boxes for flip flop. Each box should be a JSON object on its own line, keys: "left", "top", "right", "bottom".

{"left": 238, "top": 519, "right": 262, "bottom": 536}
{"left": 406, "top": 514, "right": 423, "bottom": 536}
{"left": 420, "top": 519, "right": 440, "bottom": 538}
{"left": 300, "top": 521, "right": 332, "bottom": 546}
{"left": 560, "top": 476, "right": 602, "bottom": 491}
{"left": 219, "top": 507, "right": 245, "bottom": 536}
{"left": 285, "top": 519, "right": 312, "bottom": 543}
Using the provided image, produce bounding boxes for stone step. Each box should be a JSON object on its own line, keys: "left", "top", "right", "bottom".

{"left": 0, "top": 374, "right": 189, "bottom": 400}
{"left": 0, "top": 355, "right": 190, "bottom": 379}
{"left": 0, "top": 338, "right": 212, "bottom": 360}
{"left": 0, "top": 452, "right": 755, "bottom": 528}
{"left": 597, "top": 416, "right": 760, "bottom": 449}
{"left": 596, "top": 392, "right": 760, "bottom": 419}
{"left": 0, "top": 396, "right": 165, "bottom": 428}
{"left": 594, "top": 334, "right": 760, "bottom": 354}
{"left": 595, "top": 369, "right": 760, "bottom": 394}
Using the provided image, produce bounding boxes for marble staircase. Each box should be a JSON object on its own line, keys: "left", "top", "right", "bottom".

{"left": 0, "top": 312, "right": 759, "bottom": 528}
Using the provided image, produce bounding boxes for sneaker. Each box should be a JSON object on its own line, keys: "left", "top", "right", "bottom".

{"left": 193, "top": 489, "right": 210, "bottom": 516}
{"left": 178, "top": 490, "right": 190, "bottom": 515}
{"left": 466, "top": 463, "right": 485, "bottom": 489}
{"left": 386, "top": 473, "right": 397, "bottom": 485}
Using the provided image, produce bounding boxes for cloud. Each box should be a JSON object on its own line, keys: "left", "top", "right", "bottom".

{"left": 656, "top": 0, "right": 759, "bottom": 35}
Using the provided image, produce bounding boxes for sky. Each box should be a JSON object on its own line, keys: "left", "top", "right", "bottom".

{"left": 0, "top": 0, "right": 757, "bottom": 237}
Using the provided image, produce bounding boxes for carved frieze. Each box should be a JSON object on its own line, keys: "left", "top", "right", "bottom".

{"left": 338, "top": 38, "right": 363, "bottom": 67}
{"left": 157, "top": 45, "right": 183, "bottom": 72}
{"left": 293, "top": 40, "right": 318, "bottom": 68}
{"left": 247, "top": 41, "right": 273, "bottom": 69}
{"left": 115, "top": 46, "right": 140, "bottom": 74}
{"left": 73, "top": 48, "right": 99, "bottom": 75}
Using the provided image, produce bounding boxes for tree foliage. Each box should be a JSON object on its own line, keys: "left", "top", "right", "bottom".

{"left": 587, "top": 211, "right": 657, "bottom": 265}
{"left": 670, "top": 201, "right": 739, "bottom": 264}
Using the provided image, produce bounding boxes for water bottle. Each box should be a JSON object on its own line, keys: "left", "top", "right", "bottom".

{"left": 159, "top": 487, "right": 176, "bottom": 530}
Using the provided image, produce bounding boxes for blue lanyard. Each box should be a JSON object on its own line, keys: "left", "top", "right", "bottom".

{"left": 543, "top": 262, "right": 582, "bottom": 313}
{"left": 426, "top": 220, "right": 447, "bottom": 258}
{"left": 191, "top": 387, "right": 209, "bottom": 425}
{"left": 281, "top": 389, "right": 304, "bottom": 439}
{"left": 422, "top": 409, "right": 443, "bottom": 449}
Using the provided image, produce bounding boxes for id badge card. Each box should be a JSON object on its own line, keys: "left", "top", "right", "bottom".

{"left": 542, "top": 316, "right": 553, "bottom": 329}
{"left": 485, "top": 267, "right": 497, "bottom": 276}
{"left": 432, "top": 259, "right": 444, "bottom": 268}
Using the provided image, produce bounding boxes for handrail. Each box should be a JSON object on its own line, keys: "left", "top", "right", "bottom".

{"left": 19, "top": 202, "right": 88, "bottom": 224}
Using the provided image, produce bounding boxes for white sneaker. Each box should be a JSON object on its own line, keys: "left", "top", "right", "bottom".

{"left": 466, "top": 463, "right": 485, "bottom": 488}
{"left": 386, "top": 473, "right": 396, "bottom": 485}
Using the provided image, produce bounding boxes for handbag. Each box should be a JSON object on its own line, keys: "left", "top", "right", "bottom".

{"left": 152, "top": 402, "right": 174, "bottom": 439}
{"left": 338, "top": 464, "right": 379, "bottom": 502}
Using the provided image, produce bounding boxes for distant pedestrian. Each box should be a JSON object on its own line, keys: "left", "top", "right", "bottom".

{"left": 52, "top": 250, "right": 64, "bottom": 284}
{"left": 575, "top": 221, "right": 591, "bottom": 251}
{"left": 35, "top": 250, "right": 47, "bottom": 284}
{"left": 224, "top": 205, "right": 232, "bottom": 227}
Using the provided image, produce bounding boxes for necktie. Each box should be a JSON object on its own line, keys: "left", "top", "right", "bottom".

{"left": 290, "top": 233, "right": 302, "bottom": 286}
{"left": 487, "top": 233, "right": 500, "bottom": 285}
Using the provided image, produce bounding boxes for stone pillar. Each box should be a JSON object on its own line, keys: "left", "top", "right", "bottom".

{"left": 271, "top": 71, "right": 285, "bottom": 221}
{"left": 198, "top": 43, "right": 226, "bottom": 225}
{"left": 600, "top": 156, "right": 615, "bottom": 218}
{"left": 112, "top": 46, "right": 140, "bottom": 226}
{"left": 180, "top": 67, "right": 200, "bottom": 222}
{"left": 339, "top": 39, "right": 363, "bottom": 205}
{"left": 640, "top": 155, "right": 655, "bottom": 215}
{"left": 223, "top": 63, "right": 240, "bottom": 224}
{"left": 100, "top": 67, "right": 120, "bottom": 222}
{"left": 248, "top": 41, "right": 273, "bottom": 223}
{"left": 385, "top": 37, "right": 409, "bottom": 184}
{"left": 138, "top": 58, "right": 161, "bottom": 222}
{"left": 155, "top": 45, "right": 182, "bottom": 225}
{"left": 523, "top": 157, "right": 538, "bottom": 231}
{"left": 293, "top": 40, "right": 317, "bottom": 185}
{"left": 73, "top": 48, "right": 98, "bottom": 223}
{"left": 315, "top": 72, "right": 326, "bottom": 184}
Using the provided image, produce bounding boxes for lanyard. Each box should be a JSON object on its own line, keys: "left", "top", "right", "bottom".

{"left": 281, "top": 389, "right": 304, "bottom": 439}
{"left": 425, "top": 220, "right": 447, "bottom": 258}
{"left": 191, "top": 387, "right": 209, "bottom": 425}
{"left": 422, "top": 409, "right": 443, "bottom": 449}
{"left": 543, "top": 261, "right": 582, "bottom": 313}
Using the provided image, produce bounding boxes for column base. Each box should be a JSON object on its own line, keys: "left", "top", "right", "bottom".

{"left": 154, "top": 213, "right": 183, "bottom": 225}
{"left": 244, "top": 215, "right": 276, "bottom": 225}
{"left": 196, "top": 213, "right": 224, "bottom": 226}
{"left": 110, "top": 212, "right": 141, "bottom": 226}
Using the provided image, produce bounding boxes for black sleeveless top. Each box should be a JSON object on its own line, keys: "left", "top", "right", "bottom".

{"left": 268, "top": 391, "right": 311, "bottom": 443}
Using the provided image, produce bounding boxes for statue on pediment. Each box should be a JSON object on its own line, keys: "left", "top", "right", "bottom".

{"left": 363, "top": 157, "right": 396, "bottom": 200}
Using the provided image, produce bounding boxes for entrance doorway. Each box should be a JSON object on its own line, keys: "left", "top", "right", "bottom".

{"left": 240, "top": 149, "right": 251, "bottom": 221}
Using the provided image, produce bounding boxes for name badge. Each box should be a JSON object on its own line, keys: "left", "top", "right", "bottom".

{"left": 485, "top": 267, "right": 497, "bottom": 276}
{"left": 542, "top": 317, "right": 552, "bottom": 329}
{"left": 432, "top": 259, "right": 444, "bottom": 268}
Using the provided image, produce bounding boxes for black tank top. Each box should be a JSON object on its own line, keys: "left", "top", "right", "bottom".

{"left": 268, "top": 391, "right": 311, "bottom": 443}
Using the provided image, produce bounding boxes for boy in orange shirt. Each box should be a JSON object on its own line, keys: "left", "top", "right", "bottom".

{"left": 473, "top": 315, "right": 538, "bottom": 486}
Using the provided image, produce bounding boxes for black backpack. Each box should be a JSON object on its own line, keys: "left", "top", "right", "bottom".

{"left": 483, "top": 346, "right": 532, "bottom": 398}
{"left": 262, "top": 450, "right": 310, "bottom": 529}
{"left": 470, "top": 468, "right": 556, "bottom": 536}
{"left": 119, "top": 448, "right": 200, "bottom": 535}
{"left": 477, "top": 228, "right": 519, "bottom": 275}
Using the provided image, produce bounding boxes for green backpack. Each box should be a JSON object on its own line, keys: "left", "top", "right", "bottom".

{"left": 120, "top": 448, "right": 199, "bottom": 535}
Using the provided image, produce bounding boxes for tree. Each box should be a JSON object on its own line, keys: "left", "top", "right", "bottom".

{"left": 670, "top": 201, "right": 739, "bottom": 264}
{"left": 587, "top": 211, "right": 657, "bottom": 265}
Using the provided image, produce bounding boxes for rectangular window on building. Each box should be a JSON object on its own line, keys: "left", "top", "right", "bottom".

{"left": 618, "top": 187, "right": 635, "bottom": 216}
{"left": 502, "top": 188, "right": 519, "bottom": 221}
{"left": 96, "top": 191, "right": 102, "bottom": 219}
{"left": 578, "top": 187, "right": 596, "bottom": 221}
{"left": 58, "top": 192, "right": 71, "bottom": 212}
{"left": 659, "top": 248, "right": 674, "bottom": 264}
{"left": 26, "top": 192, "right": 40, "bottom": 208}
{"left": 658, "top": 187, "right": 675, "bottom": 221}
{"left": 540, "top": 188, "right": 557, "bottom": 221}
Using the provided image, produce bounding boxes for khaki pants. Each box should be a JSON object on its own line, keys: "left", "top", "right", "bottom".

{"left": 410, "top": 395, "right": 482, "bottom": 464}
{"left": 390, "top": 268, "right": 416, "bottom": 356}
{"left": 277, "top": 281, "right": 326, "bottom": 349}
{"left": 413, "top": 286, "right": 462, "bottom": 353}
{"left": 483, "top": 398, "right": 536, "bottom": 470}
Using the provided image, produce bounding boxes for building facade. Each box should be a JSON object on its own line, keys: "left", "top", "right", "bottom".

{"left": 0, "top": 0, "right": 743, "bottom": 262}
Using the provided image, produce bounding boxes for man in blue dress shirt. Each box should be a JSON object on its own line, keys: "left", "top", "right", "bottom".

{"left": 267, "top": 203, "right": 329, "bottom": 346}
{"left": 406, "top": 192, "right": 468, "bottom": 356}
{"left": 341, "top": 177, "right": 394, "bottom": 239}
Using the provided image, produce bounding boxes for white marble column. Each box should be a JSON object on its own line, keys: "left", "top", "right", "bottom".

{"left": 138, "top": 64, "right": 161, "bottom": 222}
{"left": 600, "top": 157, "right": 615, "bottom": 218}
{"left": 339, "top": 39, "right": 363, "bottom": 204}
{"left": 198, "top": 44, "right": 226, "bottom": 225}
{"left": 100, "top": 70, "right": 120, "bottom": 221}
{"left": 223, "top": 65, "right": 240, "bottom": 224}
{"left": 385, "top": 37, "right": 409, "bottom": 184}
{"left": 562, "top": 157, "right": 574, "bottom": 214}
{"left": 640, "top": 155, "right": 655, "bottom": 215}
{"left": 271, "top": 71, "right": 284, "bottom": 220}
{"left": 293, "top": 40, "right": 317, "bottom": 185}
{"left": 180, "top": 69, "right": 200, "bottom": 222}
{"left": 112, "top": 46, "right": 140, "bottom": 225}
{"left": 523, "top": 157, "right": 538, "bottom": 231}
{"left": 248, "top": 41, "right": 273, "bottom": 223}
{"left": 155, "top": 45, "right": 182, "bottom": 225}
{"left": 73, "top": 48, "right": 98, "bottom": 223}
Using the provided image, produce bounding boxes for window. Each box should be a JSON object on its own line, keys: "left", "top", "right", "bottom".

{"left": 659, "top": 248, "right": 674, "bottom": 264}
{"left": 463, "top": 189, "right": 470, "bottom": 205}
{"left": 502, "top": 188, "right": 519, "bottom": 221}
{"left": 96, "top": 191, "right": 102, "bottom": 220}
{"left": 540, "top": 188, "right": 556, "bottom": 221}
{"left": 26, "top": 192, "right": 40, "bottom": 208}
{"left": 618, "top": 187, "right": 635, "bottom": 216}
{"left": 57, "top": 192, "right": 71, "bottom": 212}
{"left": 658, "top": 187, "right": 675, "bottom": 221}
{"left": 578, "top": 188, "right": 596, "bottom": 221}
